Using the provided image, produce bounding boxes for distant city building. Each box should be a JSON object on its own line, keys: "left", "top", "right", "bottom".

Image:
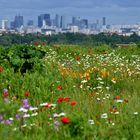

{"left": 24, "top": 26, "right": 41, "bottom": 34}
{"left": 2, "top": 13, "right": 140, "bottom": 36}
{"left": 38, "top": 14, "right": 51, "bottom": 28}
{"left": 1, "top": 20, "right": 8, "bottom": 30}
{"left": 10, "top": 15, "right": 24, "bottom": 29}
{"left": 55, "top": 14, "right": 60, "bottom": 28}
{"left": 95, "top": 19, "right": 100, "bottom": 30}
{"left": 80, "top": 19, "right": 88, "bottom": 29}
{"left": 50, "top": 19, "right": 55, "bottom": 27}
{"left": 70, "top": 25, "right": 79, "bottom": 33}
{"left": 72, "top": 17, "right": 81, "bottom": 27}
{"left": 44, "top": 14, "right": 51, "bottom": 26}
{"left": 14, "top": 15, "right": 24, "bottom": 28}
{"left": 27, "top": 20, "right": 34, "bottom": 26}
{"left": 10, "top": 21, "right": 15, "bottom": 30}
{"left": 60, "top": 15, "right": 66, "bottom": 29}
{"left": 102, "top": 17, "right": 106, "bottom": 26}
{"left": 41, "top": 28, "right": 55, "bottom": 35}
{"left": 72, "top": 17, "right": 77, "bottom": 25}
{"left": 38, "top": 15, "right": 42, "bottom": 27}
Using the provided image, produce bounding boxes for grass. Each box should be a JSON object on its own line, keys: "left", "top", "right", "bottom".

{"left": 0, "top": 44, "right": 140, "bottom": 140}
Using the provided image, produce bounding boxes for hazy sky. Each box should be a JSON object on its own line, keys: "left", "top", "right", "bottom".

{"left": 0, "top": 0, "right": 140, "bottom": 25}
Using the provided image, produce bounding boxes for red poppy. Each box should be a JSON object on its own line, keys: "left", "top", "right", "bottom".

{"left": 64, "top": 97, "right": 70, "bottom": 102}
{"left": 113, "top": 109, "right": 118, "bottom": 113}
{"left": 45, "top": 102, "right": 52, "bottom": 108}
{"left": 34, "top": 41, "right": 39, "bottom": 46}
{"left": 24, "top": 91, "right": 30, "bottom": 97}
{"left": 70, "top": 101, "right": 77, "bottom": 106}
{"left": 42, "top": 42, "right": 46, "bottom": 46}
{"left": 75, "top": 56, "right": 81, "bottom": 61}
{"left": 57, "top": 98, "right": 64, "bottom": 103}
{"left": 61, "top": 117, "right": 70, "bottom": 124}
{"left": 4, "top": 92, "right": 8, "bottom": 97}
{"left": 0, "top": 66, "right": 3, "bottom": 73}
{"left": 57, "top": 85, "right": 62, "bottom": 91}
{"left": 124, "top": 99, "right": 129, "bottom": 103}
{"left": 115, "top": 96, "right": 120, "bottom": 100}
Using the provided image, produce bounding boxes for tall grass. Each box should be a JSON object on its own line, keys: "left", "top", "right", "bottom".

{"left": 0, "top": 45, "right": 140, "bottom": 140}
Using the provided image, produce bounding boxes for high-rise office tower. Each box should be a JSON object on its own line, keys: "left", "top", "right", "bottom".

{"left": 72, "top": 17, "right": 81, "bottom": 27}
{"left": 44, "top": 14, "right": 51, "bottom": 26}
{"left": 60, "top": 15, "right": 66, "bottom": 29}
{"left": 72, "top": 17, "right": 77, "bottom": 25}
{"left": 38, "top": 15, "right": 42, "bottom": 27}
{"left": 10, "top": 15, "right": 24, "bottom": 29}
{"left": 10, "top": 21, "right": 15, "bottom": 29}
{"left": 55, "top": 14, "right": 60, "bottom": 28}
{"left": 80, "top": 19, "right": 88, "bottom": 29}
{"left": 102, "top": 17, "right": 106, "bottom": 26}
{"left": 38, "top": 14, "right": 51, "bottom": 28}
{"left": 14, "top": 15, "right": 24, "bottom": 28}
{"left": 95, "top": 19, "right": 100, "bottom": 29}
{"left": 1, "top": 20, "right": 8, "bottom": 30}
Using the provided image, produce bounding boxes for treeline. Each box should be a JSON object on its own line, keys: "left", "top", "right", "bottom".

{"left": 0, "top": 32, "right": 140, "bottom": 47}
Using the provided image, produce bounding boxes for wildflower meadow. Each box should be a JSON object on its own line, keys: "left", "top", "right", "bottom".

{"left": 0, "top": 44, "right": 140, "bottom": 140}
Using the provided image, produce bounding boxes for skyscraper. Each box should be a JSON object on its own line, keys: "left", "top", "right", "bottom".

{"left": 44, "top": 14, "right": 51, "bottom": 26}
{"left": 96, "top": 19, "right": 100, "bottom": 29}
{"left": 55, "top": 14, "right": 60, "bottom": 28}
{"left": 72, "top": 17, "right": 81, "bottom": 27}
{"left": 38, "top": 15, "right": 42, "bottom": 27}
{"left": 72, "top": 17, "right": 77, "bottom": 25}
{"left": 60, "top": 15, "right": 66, "bottom": 29}
{"left": 80, "top": 19, "right": 88, "bottom": 29}
{"left": 14, "top": 15, "right": 24, "bottom": 28}
{"left": 10, "top": 15, "right": 24, "bottom": 29}
{"left": 38, "top": 14, "right": 51, "bottom": 28}
{"left": 102, "top": 17, "right": 106, "bottom": 26}
{"left": 1, "top": 20, "right": 8, "bottom": 30}
{"left": 10, "top": 21, "right": 15, "bottom": 30}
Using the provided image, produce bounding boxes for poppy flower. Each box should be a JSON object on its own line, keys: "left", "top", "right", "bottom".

{"left": 45, "top": 102, "right": 52, "bottom": 108}
{"left": 75, "top": 56, "right": 81, "bottom": 61}
{"left": 57, "top": 98, "right": 64, "bottom": 103}
{"left": 34, "top": 41, "right": 39, "bottom": 46}
{"left": 113, "top": 109, "right": 118, "bottom": 113}
{"left": 64, "top": 97, "right": 70, "bottom": 102}
{"left": 70, "top": 101, "right": 77, "bottom": 106}
{"left": 57, "top": 85, "right": 62, "bottom": 91}
{"left": 124, "top": 99, "right": 129, "bottom": 103}
{"left": 115, "top": 96, "right": 120, "bottom": 100}
{"left": 61, "top": 117, "right": 70, "bottom": 124}
{"left": 24, "top": 91, "right": 30, "bottom": 97}
{"left": 4, "top": 93, "right": 8, "bottom": 97}
{"left": 0, "top": 66, "right": 3, "bottom": 73}
{"left": 42, "top": 42, "right": 46, "bottom": 46}
{"left": 4, "top": 89, "right": 8, "bottom": 97}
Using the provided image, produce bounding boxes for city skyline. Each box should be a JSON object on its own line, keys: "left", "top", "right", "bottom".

{"left": 0, "top": 0, "right": 140, "bottom": 25}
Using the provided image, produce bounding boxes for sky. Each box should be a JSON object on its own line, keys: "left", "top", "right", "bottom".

{"left": 0, "top": 0, "right": 140, "bottom": 25}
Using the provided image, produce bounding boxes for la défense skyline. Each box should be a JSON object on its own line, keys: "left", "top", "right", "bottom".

{"left": 0, "top": 0, "right": 140, "bottom": 24}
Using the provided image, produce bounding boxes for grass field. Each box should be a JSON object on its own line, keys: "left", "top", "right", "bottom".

{"left": 0, "top": 44, "right": 140, "bottom": 140}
